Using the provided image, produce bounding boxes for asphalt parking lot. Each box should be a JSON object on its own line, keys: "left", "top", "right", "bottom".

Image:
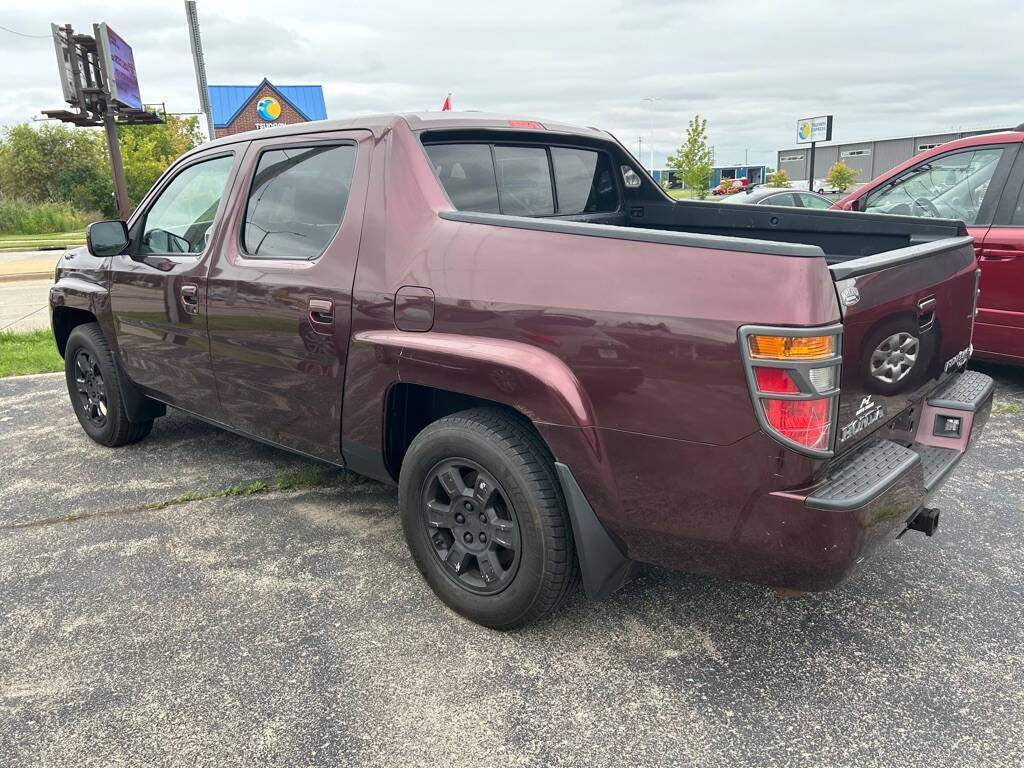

{"left": 1, "top": 366, "right": 1022, "bottom": 767}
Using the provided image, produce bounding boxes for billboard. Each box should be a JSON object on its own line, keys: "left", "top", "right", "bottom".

{"left": 97, "top": 23, "right": 143, "bottom": 110}
{"left": 796, "top": 115, "right": 833, "bottom": 145}
{"left": 51, "top": 23, "right": 83, "bottom": 104}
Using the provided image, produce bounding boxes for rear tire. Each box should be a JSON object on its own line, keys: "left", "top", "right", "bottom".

{"left": 399, "top": 408, "right": 578, "bottom": 629}
{"left": 64, "top": 323, "right": 153, "bottom": 447}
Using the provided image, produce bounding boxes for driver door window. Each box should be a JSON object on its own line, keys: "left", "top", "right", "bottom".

{"left": 864, "top": 148, "right": 1003, "bottom": 224}
{"left": 138, "top": 155, "right": 234, "bottom": 255}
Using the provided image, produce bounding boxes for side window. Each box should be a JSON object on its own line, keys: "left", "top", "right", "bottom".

{"left": 1011, "top": 174, "right": 1024, "bottom": 225}
{"left": 243, "top": 144, "right": 356, "bottom": 260}
{"left": 493, "top": 146, "right": 554, "bottom": 216}
{"left": 139, "top": 155, "right": 233, "bottom": 255}
{"left": 864, "top": 148, "right": 1003, "bottom": 224}
{"left": 762, "top": 193, "right": 798, "bottom": 206}
{"left": 425, "top": 141, "right": 620, "bottom": 217}
{"left": 799, "top": 193, "right": 833, "bottom": 209}
{"left": 424, "top": 144, "right": 500, "bottom": 213}
{"left": 551, "top": 147, "right": 618, "bottom": 214}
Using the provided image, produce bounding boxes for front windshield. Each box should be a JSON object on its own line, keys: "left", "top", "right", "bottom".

{"left": 864, "top": 148, "right": 1002, "bottom": 224}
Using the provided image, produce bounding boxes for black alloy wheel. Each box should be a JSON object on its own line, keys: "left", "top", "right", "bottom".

{"left": 398, "top": 407, "right": 579, "bottom": 629}
{"left": 421, "top": 458, "right": 521, "bottom": 595}
{"left": 64, "top": 322, "right": 155, "bottom": 447}
{"left": 72, "top": 349, "right": 108, "bottom": 428}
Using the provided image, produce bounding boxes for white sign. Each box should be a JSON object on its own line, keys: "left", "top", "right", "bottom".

{"left": 796, "top": 115, "right": 832, "bottom": 145}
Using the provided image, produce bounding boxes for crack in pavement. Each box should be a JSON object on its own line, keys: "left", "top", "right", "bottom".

{"left": 0, "top": 470, "right": 371, "bottom": 532}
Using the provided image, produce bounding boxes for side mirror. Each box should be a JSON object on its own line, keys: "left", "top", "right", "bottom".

{"left": 86, "top": 220, "right": 129, "bottom": 257}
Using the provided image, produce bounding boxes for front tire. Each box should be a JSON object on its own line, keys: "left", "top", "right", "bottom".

{"left": 64, "top": 323, "right": 153, "bottom": 447}
{"left": 399, "top": 408, "right": 578, "bottom": 629}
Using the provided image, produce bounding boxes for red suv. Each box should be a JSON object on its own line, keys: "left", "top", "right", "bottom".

{"left": 834, "top": 128, "right": 1024, "bottom": 364}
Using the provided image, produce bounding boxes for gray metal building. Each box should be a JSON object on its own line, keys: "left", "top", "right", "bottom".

{"left": 776, "top": 126, "right": 1014, "bottom": 186}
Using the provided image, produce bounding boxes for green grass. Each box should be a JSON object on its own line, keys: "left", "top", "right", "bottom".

{"left": 666, "top": 188, "right": 716, "bottom": 201}
{"left": 0, "top": 199, "right": 96, "bottom": 237}
{"left": 0, "top": 329, "right": 62, "bottom": 377}
{"left": 993, "top": 403, "right": 1022, "bottom": 415}
{"left": 0, "top": 231, "right": 86, "bottom": 251}
{"left": 143, "top": 470, "right": 359, "bottom": 511}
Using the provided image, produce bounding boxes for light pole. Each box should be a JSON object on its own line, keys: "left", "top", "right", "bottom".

{"left": 642, "top": 96, "right": 661, "bottom": 172}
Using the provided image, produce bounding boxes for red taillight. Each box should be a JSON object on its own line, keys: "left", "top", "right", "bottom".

{"left": 761, "top": 397, "right": 831, "bottom": 451}
{"left": 525, "top": 330, "right": 560, "bottom": 347}
{"left": 741, "top": 325, "right": 842, "bottom": 456}
{"left": 754, "top": 367, "right": 798, "bottom": 394}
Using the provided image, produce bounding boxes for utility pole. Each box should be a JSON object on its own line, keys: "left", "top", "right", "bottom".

{"left": 642, "top": 96, "right": 661, "bottom": 172}
{"left": 184, "top": 1, "right": 216, "bottom": 141}
{"left": 638, "top": 135, "right": 643, "bottom": 162}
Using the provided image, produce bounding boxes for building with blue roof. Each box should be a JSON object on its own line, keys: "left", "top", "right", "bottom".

{"left": 208, "top": 78, "right": 327, "bottom": 138}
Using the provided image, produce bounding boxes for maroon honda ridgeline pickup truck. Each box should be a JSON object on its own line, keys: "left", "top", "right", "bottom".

{"left": 51, "top": 113, "right": 993, "bottom": 628}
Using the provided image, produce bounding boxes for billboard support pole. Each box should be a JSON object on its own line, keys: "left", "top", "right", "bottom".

{"left": 93, "top": 23, "right": 131, "bottom": 220}
{"left": 808, "top": 141, "right": 816, "bottom": 192}
{"left": 102, "top": 109, "right": 131, "bottom": 220}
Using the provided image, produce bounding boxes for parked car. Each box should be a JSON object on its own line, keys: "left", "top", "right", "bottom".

{"left": 719, "top": 187, "right": 834, "bottom": 208}
{"left": 51, "top": 112, "right": 992, "bottom": 628}
{"left": 712, "top": 176, "right": 748, "bottom": 195}
{"left": 835, "top": 125, "right": 1024, "bottom": 363}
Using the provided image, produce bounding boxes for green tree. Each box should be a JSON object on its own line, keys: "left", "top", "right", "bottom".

{"left": 666, "top": 115, "right": 714, "bottom": 199}
{"left": 0, "top": 122, "right": 112, "bottom": 213}
{"left": 119, "top": 115, "right": 205, "bottom": 209}
{"left": 825, "top": 161, "right": 859, "bottom": 193}
{"left": 766, "top": 169, "right": 791, "bottom": 188}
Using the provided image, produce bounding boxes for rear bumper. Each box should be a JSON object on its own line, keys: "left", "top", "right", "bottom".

{"left": 757, "top": 370, "right": 994, "bottom": 591}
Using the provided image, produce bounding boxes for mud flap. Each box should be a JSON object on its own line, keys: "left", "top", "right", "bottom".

{"left": 554, "top": 462, "right": 634, "bottom": 600}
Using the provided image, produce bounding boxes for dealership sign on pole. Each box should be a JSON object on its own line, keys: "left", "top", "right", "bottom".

{"left": 796, "top": 115, "right": 833, "bottom": 190}
{"left": 795, "top": 115, "right": 833, "bottom": 145}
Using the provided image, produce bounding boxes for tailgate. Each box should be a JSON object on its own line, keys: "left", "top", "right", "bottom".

{"left": 830, "top": 235, "right": 978, "bottom": 456}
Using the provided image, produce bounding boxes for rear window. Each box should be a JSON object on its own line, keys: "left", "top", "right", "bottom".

{"left": 551, "top": 147, "right": 617, "bottom": 214}
{"left": 422, "top": 144, "right": 499, "bottom": 213}
{"left": 425, "top": 141, "right": 619, "bottom": 216}
{"left": 493, "top": 146, "right": 554, "bottom": 216}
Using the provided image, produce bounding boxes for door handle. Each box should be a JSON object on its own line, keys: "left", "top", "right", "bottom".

{"left": 979, "top": 247, "right": 1021, "bottom": 261}
{"left": 180, "top": 284, "right": 199, "bottom": 314}
{"left": 308, "top": 298, "right": 334, "bottom": 326}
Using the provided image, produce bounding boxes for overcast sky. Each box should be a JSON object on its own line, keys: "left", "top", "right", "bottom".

{"left": 2, "top": 0, "right": 1021, "bottom": 169}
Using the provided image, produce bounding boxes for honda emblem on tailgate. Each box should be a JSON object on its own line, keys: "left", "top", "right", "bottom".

{"left": 840, "top": 396, "right": 885, "bottom": 442}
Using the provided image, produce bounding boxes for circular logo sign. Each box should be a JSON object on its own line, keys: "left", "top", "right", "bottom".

{"left": 798, "top": 120, "right": 811, "bottom": 140}
{"left": 257, "top": 97, "right": 281, "bottom": 122}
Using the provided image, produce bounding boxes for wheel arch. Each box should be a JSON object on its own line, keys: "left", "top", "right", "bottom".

{"left": 52, "top": 306, "right": 99, "bottom": 357}
{"left": 350, "top": 329, "right": 599, "bottom": 479}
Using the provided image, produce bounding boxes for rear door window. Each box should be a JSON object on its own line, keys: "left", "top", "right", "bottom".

{"left": 243, "top": 144, "right": 356, "bottom": 260}
{"left": 493, "top": 146, "right": 554, "bottom": 216}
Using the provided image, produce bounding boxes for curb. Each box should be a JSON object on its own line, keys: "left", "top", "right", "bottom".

{"left": 0, "top": 272, "right": 53, "bottom": 284}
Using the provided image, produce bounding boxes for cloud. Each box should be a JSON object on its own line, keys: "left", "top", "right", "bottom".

{"left": 2, "top": 0, "right": 1021, "bottom": 169}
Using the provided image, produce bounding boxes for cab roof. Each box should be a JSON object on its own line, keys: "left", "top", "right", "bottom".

{"left": 194, "top": 112, "right": 608, "bottom": 157}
